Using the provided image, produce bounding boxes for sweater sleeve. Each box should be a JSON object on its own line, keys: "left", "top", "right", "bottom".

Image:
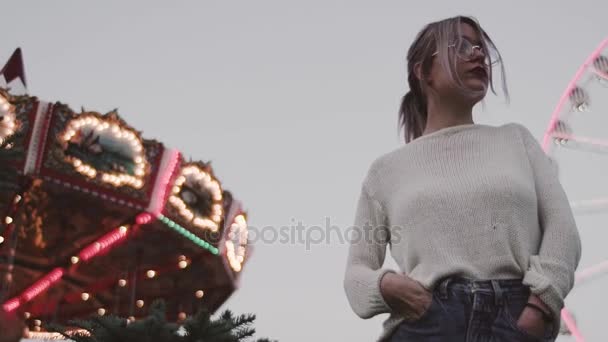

{"left": 514, "top": 124, "right": 582, "bottom": 325}
{"left": 343, "top": 180, "right": 396, "bottom": 319}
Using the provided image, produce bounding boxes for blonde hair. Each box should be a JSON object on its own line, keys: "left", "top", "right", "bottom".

{"left": 399, "top": 16, "right": 508, "bottom": 143}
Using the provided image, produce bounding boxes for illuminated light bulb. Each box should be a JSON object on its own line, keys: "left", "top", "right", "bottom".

{"left": 97, "top": 308, "right": 106, "bottom": 316}
{"left": 24, "top": 312, "right": 31, "bottom": 319}
{"left": 178, "top": 260, "right": 188, "bottom": 269}
{"left": 5, "top": 216, "right": 13, "bottom": 224}
{"left": 70, "top": 256, "right": 79, "bottom": 264}
{"left": 136, "top": 300, "right": 144, "bottom": 308}
{"left": 34, "top": 319, "right": 42, "bottom": 327}
{"left": 195, "top": 290, "right": 204, "bottom": 298}
{"left": 81, "top": 293, "right": 90, "bottom": 301}
{"left": 146, "top": 270, "right": 156, "bottom": 278}
{"left": 178, "top": 312, "right": 187, "bottom": 321}
{"left": 0, "top": 236, "right": 5, "bottom": 244}
{"left": 118, "top": 279, "right": 127, "bottom": 287}
{"left": 127, "top": 316, "right": 135, "bottom": 322}
{"left": 119, "top": 226, "right": 128, "bottom": 234}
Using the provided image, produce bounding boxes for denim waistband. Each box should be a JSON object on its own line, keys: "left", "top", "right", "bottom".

{"left": 436, "top": 276, "right": 529, "bottom": 306}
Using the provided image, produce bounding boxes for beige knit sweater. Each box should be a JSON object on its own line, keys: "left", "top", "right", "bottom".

{"left": 343, "top": 123, "right": 582, "bottom": 341}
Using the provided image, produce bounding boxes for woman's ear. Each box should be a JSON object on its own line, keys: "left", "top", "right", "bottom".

{"left": 414, "top": 62, "right": 424, "bottom": 82}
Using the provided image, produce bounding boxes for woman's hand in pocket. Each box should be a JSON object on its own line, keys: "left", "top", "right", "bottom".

{"left": 380, "top": 272, "right": 433, "bottom": 321}
{"left": 516, "top": 306, "right": 548, "bottom": 338}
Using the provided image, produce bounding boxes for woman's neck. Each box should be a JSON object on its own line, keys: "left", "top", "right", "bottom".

{"left": 423, "top": 97, "right": 474, "bottom": 136}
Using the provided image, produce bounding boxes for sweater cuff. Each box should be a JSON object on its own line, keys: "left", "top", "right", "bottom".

{"left": 522, "top": 256, "right": 564, "bottom": 339}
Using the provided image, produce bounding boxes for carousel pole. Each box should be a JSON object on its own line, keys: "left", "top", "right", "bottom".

{"left": 128, "top": 248, "right": 142, "bottom": 318}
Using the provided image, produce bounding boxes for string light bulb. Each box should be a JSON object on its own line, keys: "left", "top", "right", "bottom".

{"left": 169, "top": 165, "right": 224, "bottom": 232}
{"left": 4, "top": 216, "right": 13, "bottom": 225}
{"left": 0, "top": 94, "right": 17, "bottom": 147}
{"left": 81, "top": 293, "right": 90, "bottom": 301}
{"left": 60, "top": 114, "right": 148, "bottom": 188}
{"left": 97, "top": 308, "right": 106, "bottom": 316}
{"left": 195, "top": 290, "right": 204, "bottom": 299}
{"left": 146, "top": 270, "right": 156, "bottom": 278}
{"left": 226, "top": 214, "right": 248, "bottom": 272}
{"left": 136, "top": 300, "right": 144, "bottom": 308}
{"left": 70, "top": 256, "right": 79, "bottom": 264}
{"left": 118, "top": 279, "right": 127, "bottom": 287}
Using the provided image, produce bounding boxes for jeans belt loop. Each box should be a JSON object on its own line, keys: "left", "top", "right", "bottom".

{"left": 490, "top": 279, "right": 504, "bottom": 307}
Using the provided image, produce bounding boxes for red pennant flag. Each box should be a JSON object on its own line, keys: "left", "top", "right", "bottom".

{"left": 1, "top": 48, "right": 27, "bottom": 88}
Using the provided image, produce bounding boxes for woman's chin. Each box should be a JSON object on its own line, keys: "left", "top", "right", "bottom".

{"left": 464, "top": 80, "right": 488, "bottom": 96}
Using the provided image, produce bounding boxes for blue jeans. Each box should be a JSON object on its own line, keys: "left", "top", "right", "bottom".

{"left": 389, "top": 276, "right": 556, "bottom": 342}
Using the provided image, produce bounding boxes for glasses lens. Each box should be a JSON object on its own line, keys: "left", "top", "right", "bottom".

{"left": 455, "top": 39, "right": 472, "bottom": 60}
{"left": 456, "top": 38, "right": 501, "bottom": 66}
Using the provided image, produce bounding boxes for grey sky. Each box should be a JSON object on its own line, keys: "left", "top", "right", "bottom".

{"left": 5, "top": 1, "right": 607, "bottom": 341}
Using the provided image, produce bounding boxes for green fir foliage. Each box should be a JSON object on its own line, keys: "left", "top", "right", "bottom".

{"left": 47, "top": 300, "right": 275, "bottom": 342}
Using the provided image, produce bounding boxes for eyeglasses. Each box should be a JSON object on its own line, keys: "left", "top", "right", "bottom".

{"left": 432, "top": 38, "right": 500, "bottom": 66}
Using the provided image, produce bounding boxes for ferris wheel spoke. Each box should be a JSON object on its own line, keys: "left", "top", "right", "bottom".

{"left": 570, "top": 198, "right": 608, "bottom": 214}
{"left": 551, "top": 132, "right": 608, "bottom": 154}
{"left": 574, "top": 259, "right": 608, "bottom": 285}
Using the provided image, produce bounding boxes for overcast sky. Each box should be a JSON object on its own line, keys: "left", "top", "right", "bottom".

{"left": 5, "top": 1, "right": 608, "bottom": 341}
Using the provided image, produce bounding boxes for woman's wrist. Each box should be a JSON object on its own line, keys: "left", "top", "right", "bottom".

{"left": 526, "top": 294, "right": 553, "bottom": 322}
{"left": 380, "top": 272, "right": 402, "bottom": 309}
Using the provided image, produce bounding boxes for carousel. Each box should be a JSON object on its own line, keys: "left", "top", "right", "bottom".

{"left": 0, "top": 49, "right": 250, "bottom": 340}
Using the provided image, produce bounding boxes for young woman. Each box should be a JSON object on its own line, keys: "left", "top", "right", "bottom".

{"left": 343, "top": 16, "right": 581, "bottom": 342}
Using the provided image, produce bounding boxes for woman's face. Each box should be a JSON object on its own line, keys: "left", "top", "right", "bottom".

{"left": 425, "top": 23, "right": 489, "bottom": 103}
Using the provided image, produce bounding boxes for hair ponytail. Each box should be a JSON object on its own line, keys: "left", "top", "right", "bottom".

{"left": 399, "top": 72, "right": 428, "bottom": 143}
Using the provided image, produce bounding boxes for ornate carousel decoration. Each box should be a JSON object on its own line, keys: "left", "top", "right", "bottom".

{"left": 0, "top": 49, "right": 250, "bottom": 339}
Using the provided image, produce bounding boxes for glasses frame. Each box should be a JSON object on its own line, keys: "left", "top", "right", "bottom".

{"left": 431, "top": 38, "right": 499, "bottom": 66}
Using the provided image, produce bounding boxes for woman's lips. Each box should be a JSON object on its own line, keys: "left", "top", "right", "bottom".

{"left": 468, "top": 66, "right": 488, "bottom": 80}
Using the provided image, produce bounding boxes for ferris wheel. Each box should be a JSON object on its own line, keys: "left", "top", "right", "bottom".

{"left": 542, "top": 37, "right": 608, "bottom": 341}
